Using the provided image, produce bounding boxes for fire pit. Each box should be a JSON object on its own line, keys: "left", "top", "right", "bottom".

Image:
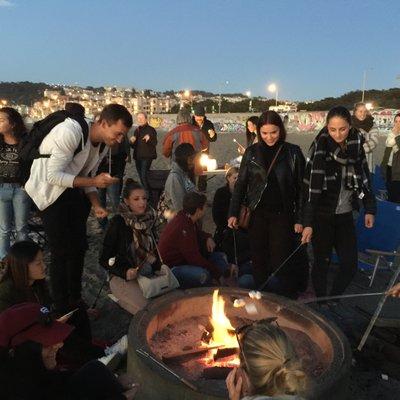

{"left": 127, "top": 288, "right": 351, "bottom": 399}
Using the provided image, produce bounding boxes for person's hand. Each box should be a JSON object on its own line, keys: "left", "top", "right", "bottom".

{"left": 237, "top": 146, "right": 245, "bottom": 155}
{"left": 388, "top": 283, "right": 400, "bottom": 298}
{"left": 226, "top": 368, "right": 243, "bottom": 400}
{"left": 365, "top": 214, "right": 375, "bottom": 229}
{"left": 301, "top": 227, "right": 312, "bottom": 244}
{"left": 126, "top": 268, "right": 138, "bottom": 281}
{"left": 228, "top": 217, "right": 238, "bottom": 230}
{"left": 93, "top": 206, "right": 108, "bottom": 219}
{"left": 129, "top": 136, "right": 137, "bottom": 144}
{"left": 93, "top": 173, "right": 119, "bottom": 188}
{"left": 206, "top": 237, "right": 216, "bottom": 253}
{"left": 143, "top": 134, "right": 150, "bottom": 142}
{"left": 294, "top": 223, "right": 303, "bottom": 233}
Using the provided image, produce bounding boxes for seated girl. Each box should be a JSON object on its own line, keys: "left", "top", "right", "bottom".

{"left": 0, "top": 241, "right": 106, "bottom": 365}
{"left": 100, "top": 179, "right": 161, "bottom": 314}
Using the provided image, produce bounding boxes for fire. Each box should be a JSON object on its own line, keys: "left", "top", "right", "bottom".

{"left": 209, "top": 290, "right": 238, "bottom": 348}
{"left": 199, "top": 289, "right": 240, "bottom": 368}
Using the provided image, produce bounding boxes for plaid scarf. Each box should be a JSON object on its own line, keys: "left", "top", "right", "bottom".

{"left": 304, "top": 127, "right": 370, "bottom": 203}
{"left": 118, "top": 203, "right": 158, "bottom": 267}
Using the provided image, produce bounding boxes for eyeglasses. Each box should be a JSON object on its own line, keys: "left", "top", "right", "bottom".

{"left": 235, "top": 317, "right": 279, "bottom": 372}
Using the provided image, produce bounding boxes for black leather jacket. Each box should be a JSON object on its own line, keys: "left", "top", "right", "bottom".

{"left": 229, "top": 142, "right": 305, "bottom": 223}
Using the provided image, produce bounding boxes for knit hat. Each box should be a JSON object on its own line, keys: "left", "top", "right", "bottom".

{"left": 0, "top": 303, "right": 74, "bottom": 348}
{"left": 193, "top": 105, "right": 206, "bottom": 117}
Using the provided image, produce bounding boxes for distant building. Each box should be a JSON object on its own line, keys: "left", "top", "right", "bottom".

{"left": 269, "top": 103, "right": 297, "bottom": 113}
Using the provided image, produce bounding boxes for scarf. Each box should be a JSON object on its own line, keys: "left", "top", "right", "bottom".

{"left": 304, "top": 127, "right": 370, "bottom": 203}
{"left": 351, "top": 114, "right": 374, "bottom": 132}
{"left": 118, "top": 203, "right": 158, "bottom": 267}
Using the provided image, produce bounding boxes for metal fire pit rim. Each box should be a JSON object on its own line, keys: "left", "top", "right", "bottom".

{"left": 129, "top": 287, "right": 351, "bottom": 399}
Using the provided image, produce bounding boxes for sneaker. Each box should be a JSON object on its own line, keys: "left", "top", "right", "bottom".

{"left": 98, "top": 352, "right": 122, "bottom": 371}
{"left": 105, "top": 334, "right": 128, "bottom": 356}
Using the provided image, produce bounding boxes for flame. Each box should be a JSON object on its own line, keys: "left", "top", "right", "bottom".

{"left": 209, "top": 290, "right": 238, "bottom": 348}
{"left": 197, "top": 290, "right": 240, "bottom": 368}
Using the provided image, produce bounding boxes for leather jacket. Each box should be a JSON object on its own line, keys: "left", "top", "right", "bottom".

{"left": 229, "top": 141, "right": 305, "bottom": 224}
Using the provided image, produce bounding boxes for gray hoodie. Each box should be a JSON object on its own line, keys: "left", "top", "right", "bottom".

{"left": 164, "top": 162, "right": 196, "bottom": 212}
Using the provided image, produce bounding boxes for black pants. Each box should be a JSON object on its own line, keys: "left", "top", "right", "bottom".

{"left": 311, "top": 212, "right": 358, "bottom": 297}
{"left": 135, "top": 158, "right": 153, "bottom": 195}
{"left": 248, "top": 208, "right": 297, "bottom": 293}
{"left": 41, "top": 188, "right": 91, "bottom": 312}
{"left": 386, "top": 166, "right": 400, "bottom": 203}
{"left": 197, "top": 174, "right": 207, "bottom": 192}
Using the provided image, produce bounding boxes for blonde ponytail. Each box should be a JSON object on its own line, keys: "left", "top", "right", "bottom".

{"left": 240, "top": 322, "right": 308, "bottom": 397}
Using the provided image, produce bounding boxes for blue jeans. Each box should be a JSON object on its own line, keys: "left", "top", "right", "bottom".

{"left": 171, "top": 251, "right": 229, "bottom": 289}
{"left": 135, "top": 159, "right": 153, "bottom": 195}
{"left": 237, "top": 260, "right": 256, "bottom": 289}
{"left": 0, "top": 183, "right": 31, "bottom": 259}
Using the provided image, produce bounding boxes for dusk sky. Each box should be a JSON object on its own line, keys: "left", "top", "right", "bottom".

{"left": 0, "top": 0, "right": 399, "bottom": 100}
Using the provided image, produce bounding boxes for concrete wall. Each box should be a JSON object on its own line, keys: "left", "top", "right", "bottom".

{"left": 146, "top": 109, "right": 400, "bottom": 134}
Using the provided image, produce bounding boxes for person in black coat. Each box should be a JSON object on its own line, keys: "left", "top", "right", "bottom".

{"left": 129, "top": 112, "right": 157, "bottom": 197}
{"left": 100, "top": 179, "right": 161, "bottom": 281}
{"left": 228, "top": 111, "right": 308, "bottom": 297}
{"left": 212, "top": 167, "right": 253, "bottom": 288}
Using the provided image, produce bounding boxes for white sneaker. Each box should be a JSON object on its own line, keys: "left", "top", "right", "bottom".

{"left": 98, "top": 352, "right": 122, "bottom": 371}
{"left": 105, "top": 334, "right": 128, "bottom": 356}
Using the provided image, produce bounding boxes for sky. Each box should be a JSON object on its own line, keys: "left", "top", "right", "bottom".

{"left": 0, "top": 0, "right": 399, "bottom": 100}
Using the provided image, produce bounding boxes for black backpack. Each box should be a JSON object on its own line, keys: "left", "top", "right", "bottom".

{"left": 18, "top": 110, "right": 89, "bottom": 185}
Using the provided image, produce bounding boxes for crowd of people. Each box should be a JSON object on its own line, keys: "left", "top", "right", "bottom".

{"left": 0, "top": 100, "right": 398, "bottom": 399}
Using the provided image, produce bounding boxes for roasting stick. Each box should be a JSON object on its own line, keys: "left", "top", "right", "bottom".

{"left": 136, "top": 348, "right": 198, "bottom": 391}
{"left": 357, "top": 264, "right": 400, "bottom": 351}
{"left": 233, "top": 138, "right": 245, "bottom": 152}
{"left": 301, "top": 292, "right": 386, "bottom": 304}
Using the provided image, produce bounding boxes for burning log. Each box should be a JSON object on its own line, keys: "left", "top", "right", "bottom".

{"left": 203, "top": 366, "right": 233, "bottom": 380}
{"left": 213, "top": 347, "right": 239, "bottom": 361}
{"left": 162, "top": 345, "right": 223, "bottom": 364}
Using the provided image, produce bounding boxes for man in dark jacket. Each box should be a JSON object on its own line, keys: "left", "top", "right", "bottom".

{"left": 158, "top": 192, "right": 235, "bottom": 288}
{"left": 192, "top": 105, "right": 217, "bottom": 191}
{"left": 130, "top": 112, "right": 157, "bottom": 196}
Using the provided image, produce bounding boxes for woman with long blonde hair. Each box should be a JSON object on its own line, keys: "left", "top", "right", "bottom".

{"left": 226, "top": 321, "right": 307, "bottom": 400}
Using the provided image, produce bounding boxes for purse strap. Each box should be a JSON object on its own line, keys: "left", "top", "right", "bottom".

{"left": 265, "top": 144, "right": 283, "bottom": 178}
{"left": 150, "top": 231, "right": 164, "bottom": 264}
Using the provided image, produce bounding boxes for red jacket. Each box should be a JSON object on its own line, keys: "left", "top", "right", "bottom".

{"left": 158, "top": 211, "right": 221, "bottom": 279}
{"left": 162, "top": 123, "right": 208, "bottom": 158}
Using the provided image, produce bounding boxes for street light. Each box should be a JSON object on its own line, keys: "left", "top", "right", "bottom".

{"left": 361, "top": 68, "right": 373, "bottom": 102}
{"left": 219, "top": 80, "right": 229, "bottom": 114}
{"left": 268, "top": 83, "right": 278, "bottom": 106}
{"left": 245, "top": 90, "right": 252, "bottom": 112}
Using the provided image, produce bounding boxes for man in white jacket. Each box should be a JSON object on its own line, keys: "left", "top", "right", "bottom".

{"left": 25, "top": 104, "right": 133, "bottom": 313}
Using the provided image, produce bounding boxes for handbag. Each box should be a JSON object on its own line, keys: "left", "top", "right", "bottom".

{"left": 238, "top": 144, "right": 283, "bottom": 229}
{"left": 137, "top": 232, "right": 180, "bottom": 299}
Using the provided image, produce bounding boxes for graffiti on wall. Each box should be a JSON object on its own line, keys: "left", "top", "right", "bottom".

{"left": 144, "top": 109, "right": 400, "bottom": 134}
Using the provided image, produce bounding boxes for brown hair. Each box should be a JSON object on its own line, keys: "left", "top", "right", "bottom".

{"left": 5, "top": 241, "right": 42, "bottom": 292}
{"left": 257, "top": 111, "right": 287, "bottom": 142}
{"left": 0, "top": 107, "right": 27, "bottom": 140}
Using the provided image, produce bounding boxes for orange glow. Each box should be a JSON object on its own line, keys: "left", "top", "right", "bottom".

{"left": 200, "top": 290, "right": 240, "bottom": 367}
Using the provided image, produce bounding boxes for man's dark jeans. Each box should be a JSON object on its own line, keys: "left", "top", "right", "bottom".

{"left": 41, "top": 188, "right": 91, "bottom": 312}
